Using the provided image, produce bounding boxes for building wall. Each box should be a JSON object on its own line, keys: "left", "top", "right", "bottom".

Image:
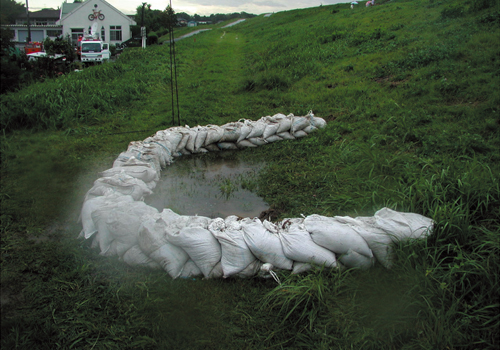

{"left": 7, "top": 26, "right": 63, "bottom": 43}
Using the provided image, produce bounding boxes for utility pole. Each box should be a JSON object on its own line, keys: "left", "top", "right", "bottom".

{"left": 26, "top": 0, "right": 31, "bottom": 43}
{"left": 141, "top": 2, "right": 146, "bottom": 49}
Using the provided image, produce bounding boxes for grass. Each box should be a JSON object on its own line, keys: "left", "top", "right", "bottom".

{"left": 1, "top": 0, "right": 499, "bottom": 348}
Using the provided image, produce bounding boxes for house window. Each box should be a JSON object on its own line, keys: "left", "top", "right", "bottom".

{"left": 101, "top": 26, "right": 105, "bottom": 41}
{"left": 110, "top": 25, "right": 122, "bottom": 41}
{"left": 47, "top": 30, "right": 62, "bottom": 37}
{"left": 71, "top": 28, "right": 84, "bottom": 42}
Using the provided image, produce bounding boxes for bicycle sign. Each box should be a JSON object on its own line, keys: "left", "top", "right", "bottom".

{"left": 88, "top": 9, "right": 105, "bottom": 21}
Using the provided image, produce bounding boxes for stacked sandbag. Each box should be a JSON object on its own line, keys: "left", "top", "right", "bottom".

{"left": 79, "top": 113, "right": 434, "bottom": 279}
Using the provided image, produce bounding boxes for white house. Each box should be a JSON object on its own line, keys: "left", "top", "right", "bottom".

{"left": 2, "top": 0, "right": 135, "bottom": 47}
{"left": 58, "top": 0, "right": 136, "bottom": 46}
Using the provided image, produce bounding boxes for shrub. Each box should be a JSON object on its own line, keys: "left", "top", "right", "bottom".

{"left": 147, "top": 31, "right": 158, "bottom": 45}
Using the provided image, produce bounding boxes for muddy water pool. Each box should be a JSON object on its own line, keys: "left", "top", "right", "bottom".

{"left": 146, "top": 155, "right": 269, "bottom": 218}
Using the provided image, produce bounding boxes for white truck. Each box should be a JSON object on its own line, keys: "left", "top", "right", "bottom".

{"left": 78, "top": 23, "right": 110, "bottom": 64}
{"left": 79, "top": 35, "right": 110, "bottom": 64}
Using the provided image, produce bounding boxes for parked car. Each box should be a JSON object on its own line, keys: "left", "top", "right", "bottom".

{"left": 117, "top": 36, "right": 142, "bottom": 50}
{"left": 27, "top": 52, "right": 67, "bottom": 62}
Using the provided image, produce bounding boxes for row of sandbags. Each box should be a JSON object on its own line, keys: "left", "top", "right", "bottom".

{"left": 80, "top": 194, "right": 433, "bottom": 278}
{"left": 79, "top": 112, "right": 434, "bottom": 279}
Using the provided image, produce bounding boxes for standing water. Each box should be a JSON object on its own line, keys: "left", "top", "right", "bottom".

{"left": 146, "top": 155, "right": 269, "bottom": 218}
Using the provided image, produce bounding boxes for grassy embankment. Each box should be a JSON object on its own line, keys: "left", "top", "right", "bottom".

{"left": 1, "top": 0, "right": 499, "bottom": 348}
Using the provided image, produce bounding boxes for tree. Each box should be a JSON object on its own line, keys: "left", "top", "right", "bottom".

{"left": 134, "top": 4, "right": 164, "bottom": 32}
{"left": 0, "top": 27, "right": 15, "bottom": 56}
{"left": 159, "top": 5, "right": 177, "bottom": 30}
{"left": 43, "top": 35, "right": 75, "bottom": 61}
{"left": 0, "top": 0, "right": 25, "bottom": 24}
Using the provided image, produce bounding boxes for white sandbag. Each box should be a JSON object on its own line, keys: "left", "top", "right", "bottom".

{"left": 114, "top": 155, "right": 155, "bottom": 169}
{"left": 205, "top": 144, "right": 221, "bottom": 152}
{"left": 138, "top": 214, "right": 169, "bottom": 254}
{"left": 217, "top": 142, "right": 238, "bottom": 150}
{"left": 241, "top": 218, "right": 293, "bottom": 270}
{"left": 374, "top": 208, "right": 434, "bottom": 242}
{"left": 293, "top": 130, "right": 308, "bottom": 138}
{"left": 237, "top": 119, "right": 253, "bottom": 143}
{"left": 310, "top": 116, "right": 327, "bottom": 129}
{"left": 171, "top": 150, "right": 183, "bottom": 157}
{"left": 150, "top": 130, "right": 183, "bottom": 151}
{"left": 279, "top": 222, "right": 337, "bottom": 268}
{"left": 275, "top": 115, "right": 293, "bottom": 133}
{"left": 207, "top": 261, "right": 224, "bottom": 279}
{"left": 262, "top": 219, "right": 279, "bottom": 234}
{"left": 122, "top": 245, "right": 161, "bottom": 269}
{"left": 246, "top": 119, "right": 266, "bottom": 138}
{"left": 193, "top": 126, "right": 208, "bottom": 151}
{"left": 103, "top": 239, "right": 133, "bottom": 257}
{"left": 149, "top": 242, "right": 190, "bottom": 278}
{"left": 248, "top": 137, "right": 267, "bottom": 146}
{"left": 292, "top": 261, "right": 313, "bottom": 274}
{"left": 175, "top": 131, "right": 190, "bottom": 153}
{"left": 262, "top": 122, "right": 280, "bottom": 139}
{"left": 220, "top": 122, "right": 242, "bottom": 142}
{"left": 209, "top": 217, "right": 256, "bottom": 278}
{"left": 181, "top": 129, "right": 195, "bottom": 153}
{"left": 166, "top": 226, "right": 222, "bottom": 279}
{"left": 178, "top": 148, "right": 192, "bottom": 156}
{"left": 204, "top": 125, "right": 224, "bottom": 146}
{"left": 142, "top": 142, "right": 169, "bottom": 169}
{"left": 235, "top": 260, "right": 263, "bottom": 278}
{"left": 267, "top": 113, "right": 287, "bottom": 122}
{"left": 112, "top": 154, "right": 160, "bottom": 175}
{"left": 303, "top": 125, "right": 318, "bottom": 133}
{"left": 138, "top": 213, "right": 191, "bottom": 277}
{"left": 338, "top": 249, "right": 375, "bottom": 270}
{"left": 100, "top": 166, "right": 158, "bottom": 183}
{"left": 265, "top": 135, "right": 283, "bottom": 143}
{"left": 92, "top": 200, "right": 158, "bottom": 256}
{"left": 179, "top": 260, "right": 203, "bottom": 278}
{"left": 236, "top": 140, "right": 257, "bottom": 148}
{"left": 149, "top": 141, "right": 174, "bottom": 167}
{"left": 160, "top": 208, "right": 182, "bottom": 223}
{"left": 291, "top": 116, "right": 310, "bottom": 133}
{"left": 79, "top": 193, "right": 134, "bottom": 239}
{"left": 335, "top": 215, "right": 394, "bottom": 268}
{"left": 304, "top": 214, "right": 373, "bottom": 258}
{"left": 113, "top": 146, "right": 161, "bottom": 174}
{"left": 85, "top": 174, "right": 153, "bottom": 201}
{"left": 126, "top": 142, "right": 162, "bottom": 169}
{"left": 277, "top": 131, "right": 295, "bottom": 140}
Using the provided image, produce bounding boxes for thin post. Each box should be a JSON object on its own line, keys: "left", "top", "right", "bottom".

{"left": 168, "top": 9, "right": 175, "bottom": 125}
{"left": 26, "top": 0, "right": 31, "bottom": 43}
{"left": 170, "top": 1, "right": 180, "bottom": 126}
{"left": 141, "top": 3, "right": 146, "bottom": 49}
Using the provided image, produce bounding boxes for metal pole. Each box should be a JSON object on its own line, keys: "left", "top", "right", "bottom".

{"left": 26, "top": 0, "right": 31, "bottom": 43}
{"left": 141, "top": 3, "right": 146, "bottom": 49}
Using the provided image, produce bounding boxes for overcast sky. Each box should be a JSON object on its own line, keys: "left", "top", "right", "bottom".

{"left": 28, "top": 0, "right": 348, "bottom": 16}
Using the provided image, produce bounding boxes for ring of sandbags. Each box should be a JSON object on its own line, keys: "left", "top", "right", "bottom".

{"left": 79, "top": 111, "right": 434, "bottom": 279}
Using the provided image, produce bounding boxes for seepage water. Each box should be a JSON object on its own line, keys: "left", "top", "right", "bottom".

{"left": 146, "top": 155, "right": 269, "bottom": 219}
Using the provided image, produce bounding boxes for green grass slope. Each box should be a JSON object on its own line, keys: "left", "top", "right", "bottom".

{"left": 1, "top": 0, "right": 499, "bottom": 348}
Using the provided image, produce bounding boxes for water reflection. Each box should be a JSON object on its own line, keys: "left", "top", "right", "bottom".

{"left": 146, "top": 155, "right": 269, "bottom": 218}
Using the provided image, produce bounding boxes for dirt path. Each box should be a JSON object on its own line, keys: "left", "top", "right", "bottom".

{"left": 163, "top": 19, "right": 247, "bottom": 44}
